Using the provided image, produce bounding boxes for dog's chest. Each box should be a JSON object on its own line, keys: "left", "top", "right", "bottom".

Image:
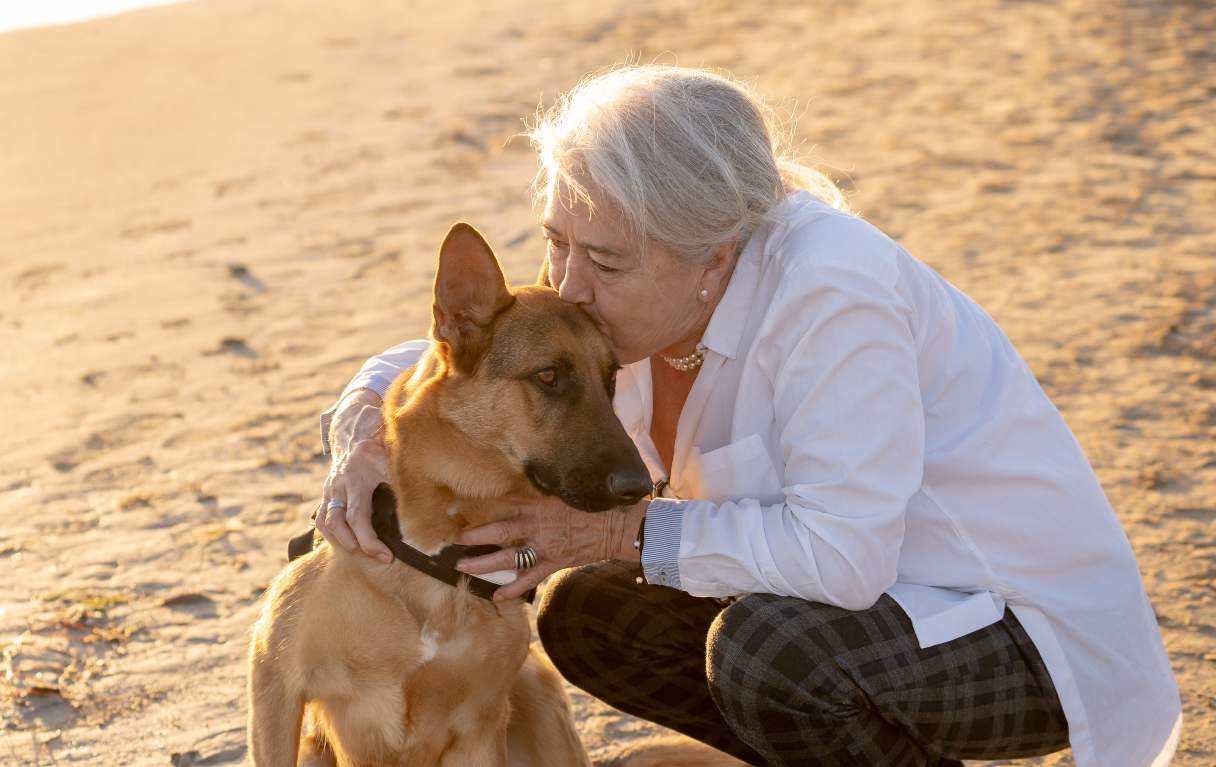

{"left": 406, "top": 612, "right": 529, "bottom": 691}
{"left": 315, "top": 605, "right": 529, "bottom": 762}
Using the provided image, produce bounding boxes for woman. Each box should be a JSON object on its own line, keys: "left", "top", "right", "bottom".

{"left": 314, "top": 66, "right": 1180, "bottom": 767}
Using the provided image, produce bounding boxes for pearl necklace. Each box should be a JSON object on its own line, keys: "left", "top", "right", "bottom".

{"left": 661, "top": 343, "right": 706, "bottom": 372}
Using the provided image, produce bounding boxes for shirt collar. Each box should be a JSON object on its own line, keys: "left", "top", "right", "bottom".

{"left": 699, "top": 224, "right": 766, "bottom": 361}
{"left": 701, "top": 191, "right": 834, "bottom": 359}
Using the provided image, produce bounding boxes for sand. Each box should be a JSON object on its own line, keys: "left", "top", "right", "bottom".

{"left": 0, "top": 0, "right": 1212, "bottom": 764}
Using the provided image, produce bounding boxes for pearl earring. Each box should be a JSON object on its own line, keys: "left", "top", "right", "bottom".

{"left": 699, "top": 288, "right": 709, "bottom": 299}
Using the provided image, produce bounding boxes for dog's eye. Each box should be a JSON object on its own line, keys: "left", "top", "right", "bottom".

{"left": 535, "top": 368, "right": 557, "bottom": 386}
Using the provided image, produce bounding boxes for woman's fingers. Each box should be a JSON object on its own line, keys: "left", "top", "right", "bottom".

{"left": 342, "top": 439, "right": 393, "bottom": 562}
{"left": 455, "top": 520, "right": 519, "bottom": 548}
{"left": 492, "top": 562, "right": 556, "bottom": 602}
{"left": 317, "top": 484, "right": 357, "bottom": 551}
{"left": 455, "top": 533, "right": 552, "bottom": 601}
{"left": 346, "top": 486, "right": 392, "bottom": 563}
{"left": 456, "top": 547, "right": 517, "bottom": 575}
{"left": 456, "top": 545, "right": 552, "bottom": 602}
{"left": 316, "top": 425, "right": 392, "bottom": 560}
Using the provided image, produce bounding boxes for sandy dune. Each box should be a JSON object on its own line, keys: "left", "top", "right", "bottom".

{"left": 1, "top": 0, "right": 1213, "bottom": 763}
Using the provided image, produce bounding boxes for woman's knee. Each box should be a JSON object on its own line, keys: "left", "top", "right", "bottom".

{"left": 536, "top": 561, "right": 638, "bottom": 656}
{"left": 706, "top": 594, "right": 850, "bottom": 712}
{"left": 535, "top": 567, "right": 575, "bottom": 631}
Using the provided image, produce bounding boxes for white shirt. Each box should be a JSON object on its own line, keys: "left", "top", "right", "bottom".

{"left": 327, "top": 192, "right": 1180, "bottom": 767}
{"left": 629, "top": 193, "right": 1180, "bottom": 767}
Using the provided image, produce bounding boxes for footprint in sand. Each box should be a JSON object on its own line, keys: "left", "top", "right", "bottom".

{"left": 206, "top": 337, "right": 257, "bottom": 359}
{"left": 162, "top": 593, "right": 218, "bottom": 620}
{"left": 13, "top": 262, "right": 65, "bottom": 295}
{"left": 47, "top": 414, "right": 179, "bottom": 475}
{"left": 353, "top": 250, "right": 400, "bottom": 280}
{"left": 119, "top": 219, "right": 191, "bottom": 240}
{"left": 227, "top": 263, "right": 267, "bottom": 293}
{"left": 212, "top": 176, "right": 256, "bottom": 198}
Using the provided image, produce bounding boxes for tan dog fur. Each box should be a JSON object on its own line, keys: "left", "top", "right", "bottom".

{"left": 248, "top": 224, "right": 744, "bottom": 767}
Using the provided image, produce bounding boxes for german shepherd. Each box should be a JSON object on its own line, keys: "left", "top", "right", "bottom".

{"left": 247, "top": 224, "right": 745, "bottom": 766}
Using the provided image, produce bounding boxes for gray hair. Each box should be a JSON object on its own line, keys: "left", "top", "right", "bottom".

{"left": 528, "top": 65, "right": 848, "bottom": 266}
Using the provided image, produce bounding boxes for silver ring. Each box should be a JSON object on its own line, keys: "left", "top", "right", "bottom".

{"left": 326, "top": 499, "right": 347, "bottom": 513}
{"left": 514, "top": 545, "right": 538, "bottom": 571}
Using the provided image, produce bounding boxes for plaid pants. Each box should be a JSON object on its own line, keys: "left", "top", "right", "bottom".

{"left": 536, "top": 561, "right": 1070, "bottom": 767}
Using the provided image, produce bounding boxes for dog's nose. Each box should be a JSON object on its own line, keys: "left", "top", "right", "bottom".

{"left": 607, "top": 467, "right": 652, "bottom": 504}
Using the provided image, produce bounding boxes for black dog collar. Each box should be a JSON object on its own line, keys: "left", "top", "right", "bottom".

{"left": 287, "top": 483, "right": 533, "bottom": 603}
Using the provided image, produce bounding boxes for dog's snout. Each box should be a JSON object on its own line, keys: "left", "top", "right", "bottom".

{"left": 607, "top": 466, "right": 652, "bottom": 504}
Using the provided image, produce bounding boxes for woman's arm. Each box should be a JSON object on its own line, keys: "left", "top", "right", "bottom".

{"left": 319, "top": 339, "right": 432, "bottom": 454}
{"left": 315, "top": 339, "right": 432, "bottom": 558}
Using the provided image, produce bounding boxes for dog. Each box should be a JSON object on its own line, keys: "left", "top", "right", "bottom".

{"left": 248, "top": 223, "right": 745, "bottom": 766}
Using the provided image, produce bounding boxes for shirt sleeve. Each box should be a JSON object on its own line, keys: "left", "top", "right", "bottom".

{"left": 319, "top": 339, "right": 432, "bottom": 455}
{"left": 654, "top": 247, "right": 925, "bottom": 611}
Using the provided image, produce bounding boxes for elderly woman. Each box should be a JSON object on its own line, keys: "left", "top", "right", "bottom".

{"left": 314, "top": 66, "right": 1179, "bottom": 767}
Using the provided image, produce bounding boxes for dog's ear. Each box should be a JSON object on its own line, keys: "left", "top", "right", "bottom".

{"left": 535, "top": 255, "right": 553, "bottom": 288}
{"left": 432, "top": 222, "right": 514, "bottom": 370}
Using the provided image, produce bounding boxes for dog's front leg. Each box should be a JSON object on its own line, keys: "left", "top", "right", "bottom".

{"left": 506, "top": 650, "right": 591, "bottom": 767}
{"left": 248, "top": 658, "right": 305, "bottom": 767}
{"left": 439, "top": 721, "right": 509, "bottom": 767}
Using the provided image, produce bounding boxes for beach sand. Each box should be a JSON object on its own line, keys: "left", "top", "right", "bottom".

{"left": 1, "top": 0, "right": 1212, "bottom": 763}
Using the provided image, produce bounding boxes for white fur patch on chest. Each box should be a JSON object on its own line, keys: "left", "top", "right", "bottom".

{"left": 418, "top": 628, "right": 440, "bottom": 664}
{"left": 415, "top": 623, "right": 479, "bottom": 668}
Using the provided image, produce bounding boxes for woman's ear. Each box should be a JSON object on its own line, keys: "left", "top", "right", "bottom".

{"left": 699, "top": 238, "right": 739, "bottom": 300}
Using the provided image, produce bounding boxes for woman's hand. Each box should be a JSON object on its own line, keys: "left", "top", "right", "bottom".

{"left": 455, "top": 496, "right": 647, "bottom": 601}
{"left": 316, "top": 388, "right": 393, "bottom": 563}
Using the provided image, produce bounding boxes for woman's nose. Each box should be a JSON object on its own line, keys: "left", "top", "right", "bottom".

{"left": 557, "top": 253, "right": 593, "bottom": 305}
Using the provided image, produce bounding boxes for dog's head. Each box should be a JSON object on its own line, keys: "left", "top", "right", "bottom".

{"left": 425, "top": 222, "right": 650, "bottom": 512}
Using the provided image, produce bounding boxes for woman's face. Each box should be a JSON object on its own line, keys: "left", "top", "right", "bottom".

{"left": 541, "top": 182, "right": 712, "bottom": 365}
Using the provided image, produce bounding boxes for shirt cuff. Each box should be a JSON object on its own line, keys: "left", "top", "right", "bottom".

{"left": 342, "top": 371, "right": 397, "bottom": 402}
{"left": 641, "top": 498, "right": 686, "bottom": 589}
